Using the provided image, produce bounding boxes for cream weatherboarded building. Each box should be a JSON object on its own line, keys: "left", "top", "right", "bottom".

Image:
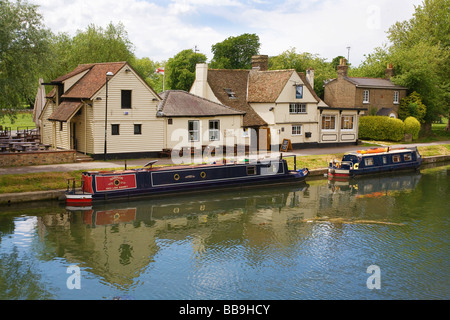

{"left": 40, "top": 62, "right": 164, "bottom": 159}
{"left": 39, "top": 62, "right": 246, "bottom": 160}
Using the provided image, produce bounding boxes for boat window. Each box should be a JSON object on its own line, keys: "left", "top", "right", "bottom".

{"left": 404, "top": 153, "right": 412, "bottom": 161}
{"left": 393, "top": 155, "right": 401, "bottom": 163}
{"left": 382, "top": 156, "right": 387, "bottom": 164}
{"left": 364, "top": 158, "right": 374, "bottom": 166}
{"left": 247, "top": 166, "right": 256, "bottom": 175}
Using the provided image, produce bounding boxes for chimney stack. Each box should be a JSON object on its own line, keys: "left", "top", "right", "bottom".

{"left": 192, "top": 63, "right": 208, "bottom": 98}
{"left": 306, "top": 68, "right": 314, "bottom": 88}
{"left": 385, "top": 63, "right": 394, "bottom": 79}
{"left": 252, "top": 55, "right": 268, "bottom": 71}
{"left": 337, "top": 58, "right": 348, "bottom": 79}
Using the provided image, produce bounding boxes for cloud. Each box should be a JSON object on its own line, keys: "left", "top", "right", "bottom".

{"left": 30, "top": 0, "right": 422, "bottom": 65}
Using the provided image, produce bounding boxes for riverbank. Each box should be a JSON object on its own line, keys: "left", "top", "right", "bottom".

{"left": 1, "top": 155, "right": 449, "bottom": 206}
{"left": 0, "top": 141, "right": 450, "bottom": 205}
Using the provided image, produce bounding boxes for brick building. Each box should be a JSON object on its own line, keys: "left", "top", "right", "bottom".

{"left": 324, "top": 60, "right": 408, "bottom": 118}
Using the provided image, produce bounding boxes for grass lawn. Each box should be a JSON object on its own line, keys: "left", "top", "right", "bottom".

{"left": 0, "top": 111, "right": 36, "bottom": 130}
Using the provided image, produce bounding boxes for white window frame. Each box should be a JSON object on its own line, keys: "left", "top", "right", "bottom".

{"left": 292, "top": 125, "right": 302, "bottom": 136}
{"left": 188, "top": 120, "right": 199, "bottom": 142}
{"left": 341, "top": 115, "right": 354, "bottom": 130}
{"left": 393, "top": 91, "right": 399, "bottom": 104}
{"left": 363, "top": 90, "right": 370, "bottom": 104}
{"left": 322, "top": 115, "right": 336, "bottom": 130}
{"left": 209, "top": 120, "right": 220, "bottom": 141}
{"left": 289, "top": 103, "right": 307, "bottom": 114}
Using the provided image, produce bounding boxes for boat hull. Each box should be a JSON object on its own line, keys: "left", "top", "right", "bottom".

{"left": 66, "top": 160, "right": 308, "bottom": 205}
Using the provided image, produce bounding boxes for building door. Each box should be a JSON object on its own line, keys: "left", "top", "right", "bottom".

{"left": 258, "top": 127, "right": 271, "bottom": 152}
{"left": 71, "top": 122, "right": 77, "bottom": 150}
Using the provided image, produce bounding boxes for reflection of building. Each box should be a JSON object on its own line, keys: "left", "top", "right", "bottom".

{"left": 39, "top": 185, "right": 311, "bottom": 286}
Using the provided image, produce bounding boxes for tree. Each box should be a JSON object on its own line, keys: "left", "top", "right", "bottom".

{"left": 398, "top": 91, "right": 427, "bottom": 123}
{"left": 210, "top": 33, "right": 260, "bottom": 69}
{"left": 45, "top": 22, "right": 136, "bottom": 82}
{"left": 165, "top": 49, "right": 207, "bottom": 91}
{"left": 358, "top": 0, "right": 449, "bottom": 131}
{"left": 269, "top": 48, "right": 335, "bottom": 98}
{"left": 131, "top": 57, "right": 165, "bottom": 93}
{"left": 330, "top": 55, "right": 350, "bottom": 71}
{"left": 0, "top": 0, "right": 52, "bottom": 120}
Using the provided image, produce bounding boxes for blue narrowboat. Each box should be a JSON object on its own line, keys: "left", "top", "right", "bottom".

{"left": 327, "top": 147, "right": 422, "bottom": 179}
{"left": 66, "top": 157, "right": 309, "bottom": 206}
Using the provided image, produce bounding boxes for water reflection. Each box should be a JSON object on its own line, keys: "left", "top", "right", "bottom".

{"left": 44, "top": 174, "right": 422, "bottom": 288}
{"left": 1, "top": 165, "right": 448, "bottom": 299}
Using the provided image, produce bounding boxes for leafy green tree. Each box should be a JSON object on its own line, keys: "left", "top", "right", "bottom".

{"left": 330, "top": 55, "right": 351, "bottom": 71}
{"left": 46, "top": 22, "right": 136, "bottom": 82}
{"left": 398, "top": 91, "right": 427, "bottom": 123}
{"left": 357, "top": 0, "right": 449, "bottom": 131}
{"left": 132, "top": 57, "right": 165, "bottom": 93}
{"left": 349, "top": 46, "right": 390, "bottom": 78}
{"left": 0, "top": 0, "right": 52, "bottom": 120}
{"left": 210, "top": 33, "right": 260, "bottom": 69}
{"left": 269, "top": 48, "right": 335, "bottom": 98}
{"left": 165, "top": 49, "right": 207, "bottom": 91}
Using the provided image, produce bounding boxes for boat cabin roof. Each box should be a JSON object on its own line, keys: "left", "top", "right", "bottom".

{"left": 82, "top": 158, "right": 283, "bottom": 175}
{"left": 346, "top": 148, "right": 417, "bottom": 157}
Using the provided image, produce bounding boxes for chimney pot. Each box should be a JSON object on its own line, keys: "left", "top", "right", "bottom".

{"left": 385, "top": 63, "right": 394, "bottom": 79}
{"left": 337, "top": 58, "right": 348, "bottom": 78}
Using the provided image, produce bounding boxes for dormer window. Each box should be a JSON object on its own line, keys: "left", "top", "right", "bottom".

{"left": 224, "top": 88, "right": 236, "bottom": 99}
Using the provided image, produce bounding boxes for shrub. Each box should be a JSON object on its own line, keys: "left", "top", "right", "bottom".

{"left": 359, "top": 116, "right": 405, "bottom": 141}
{"left": 404, "top": 116, "right": 421, "bottom": 140}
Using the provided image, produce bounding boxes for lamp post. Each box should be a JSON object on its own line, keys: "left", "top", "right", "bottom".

{"left": 104, "top": 71, "right": 114, "bottom": 161}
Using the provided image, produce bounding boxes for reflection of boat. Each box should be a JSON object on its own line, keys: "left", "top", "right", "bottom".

{"left": 327, "top": 171, "right": 422, "bottom": 198}
{"left": 66, "top": 183, "right": 309, "bottom": 226}
{"left": 328, "top": 147, "right": 422, "bottom": 179}
{"left": 66, "top": 157, "right": 308, "bottom": 206}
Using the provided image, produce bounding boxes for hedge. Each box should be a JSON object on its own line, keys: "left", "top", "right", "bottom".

{"left": 359, "top": 116, "right": 405, "bottom": 141}
{"left": 404, "top": 116, "right": 421, "bottom": 140}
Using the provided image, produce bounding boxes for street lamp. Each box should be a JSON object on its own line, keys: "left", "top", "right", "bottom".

{"left": 104, "top": 71, "right": 114, "bottom": 161}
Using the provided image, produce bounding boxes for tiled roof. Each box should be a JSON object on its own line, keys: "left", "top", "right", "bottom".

{"left": 206, "top": 69, "right": 267, "bottom": 127}
{"left": 55, "top": 62, "right": 127, "bottom": 99}
{"left": 157, "top": 90, "right": 245, "bottom": 117}
{"left": 248, "top": 70, "right": 293, "bottom": 103}
{"left": 48, "top": 100, "right": 83, "bottom": 122}
{"left": 52, "top": 64, "right": 94, "bottom": 83}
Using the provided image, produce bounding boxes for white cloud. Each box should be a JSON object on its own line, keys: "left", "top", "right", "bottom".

{"left": 30, "top": 0, "right": 422, "bottom": 65}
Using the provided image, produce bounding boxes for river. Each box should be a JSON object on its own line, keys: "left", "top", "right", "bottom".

{"left": 0, "top": 164, "right": 448, "bottom": 300}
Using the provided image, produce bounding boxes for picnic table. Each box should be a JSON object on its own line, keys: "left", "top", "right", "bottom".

{"left": 0, "top": 144, "right": 9, "bottom": 152}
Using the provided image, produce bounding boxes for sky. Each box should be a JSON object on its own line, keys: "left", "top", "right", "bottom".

{"left": 29, "top": 0, "right": 423, "bottom": 66}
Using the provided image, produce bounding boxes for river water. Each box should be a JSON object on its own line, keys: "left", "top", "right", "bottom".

{"left": 0, "top": 164, "right": 448, "bottom": 300}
